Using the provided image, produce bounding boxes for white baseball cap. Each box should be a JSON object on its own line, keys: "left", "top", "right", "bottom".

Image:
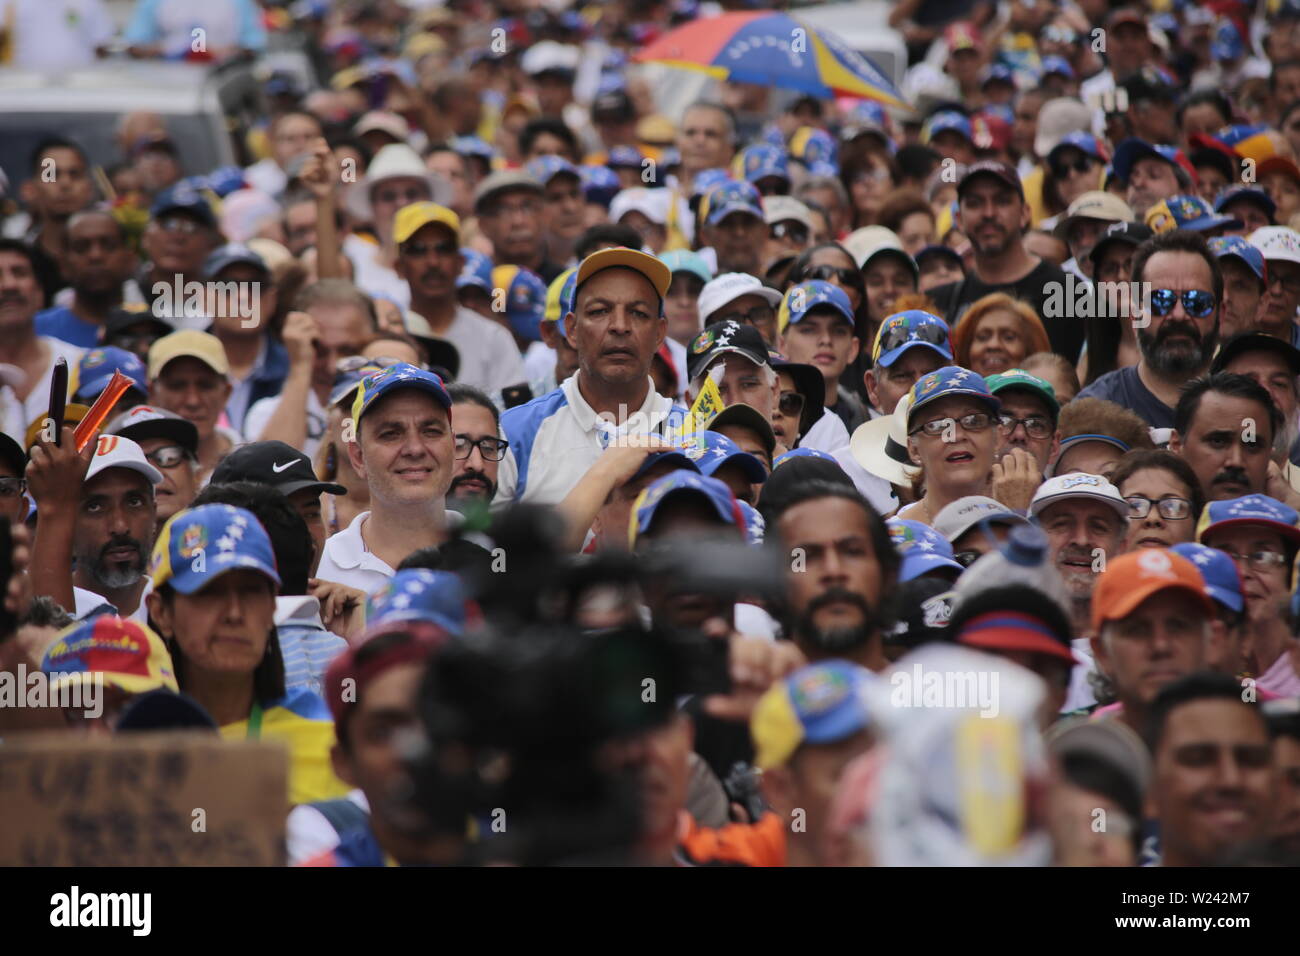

{"left": 1029, "top": 473, "right": 1128, "bottom": 521}
{"left": 1249, "top": 226, "right": 1300, "bottom": 265}
{"left": 85, "top": 434, "right": 164, "bottom": 485}
{"left": 843, "top": 225, "right": 919, "bottom": 278}
{"left": 609, "top": 187, "right": 672, "bottom": 226}
{"left": 763, "top": 195, "right": 815, "bottom": 230}
{"left": 697, "top": 273, "right": 782, "bottom": 324}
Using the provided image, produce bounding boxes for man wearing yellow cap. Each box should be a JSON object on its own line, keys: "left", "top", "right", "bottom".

{"left": 393, "top": 201, "right": 526, "bottom": 395}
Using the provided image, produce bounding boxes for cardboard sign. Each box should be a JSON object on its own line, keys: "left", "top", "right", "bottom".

{"left": 0, "top": 733, "right": 288, "bottom": 866}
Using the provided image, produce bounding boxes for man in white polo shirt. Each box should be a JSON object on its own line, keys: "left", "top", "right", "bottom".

{"left": 494, "top": 247, "right": 687, "bottom": 506}
{"left": 315, "top": 363, "right": 459, "bottom": 593}
{"left": 26, "top": 431, "right": 163, "bottom": 621}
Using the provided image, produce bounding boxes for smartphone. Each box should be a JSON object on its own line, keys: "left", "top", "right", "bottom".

{"left": 47, "top": 358, "right": 68, "bottom": 446}
{"left": 0, "top": 517, "right": 15, "bottom": 639}
{"left": 501, "top": 384, "right": 533, "bottom": 409}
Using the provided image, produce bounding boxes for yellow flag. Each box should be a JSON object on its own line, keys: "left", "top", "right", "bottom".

{"left": 676, "top": 375, "right": 724, "bottom": 444}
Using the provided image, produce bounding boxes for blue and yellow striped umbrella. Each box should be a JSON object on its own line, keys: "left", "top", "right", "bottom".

{"left": 633, "top": 11, "right": 906, "bottom": 107}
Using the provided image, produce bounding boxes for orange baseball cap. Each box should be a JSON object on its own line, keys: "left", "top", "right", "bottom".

{"left": 1091, "top": 549, "right": 1215, "bottom": 634}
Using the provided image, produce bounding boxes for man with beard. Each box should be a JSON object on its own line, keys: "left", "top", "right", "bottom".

{"left": 18, "top": 138, "right": 96, "bottom": 303}
{"left": 26, "top": 433, "right": 162, "bottom": 620}
{"left": 1208, "top": 236, "right": 1267, "bottom": 343}
{"left": 1246, "top": 227, "right": 1300, "bottom": 347}
{"left": 926, "top": 162, "right": 1078, "bottom": 360}
{"left": 396, "top": 202, "right": 526, "bottom": 396}
{"left": 770, "top": 480, "right": 900, "bottom": 672}
{"left": 35, "top": 209, "right": 137, "bottom": 349}
{"left": 1079, "top": 231, "right": 1223, "bottom": 430}
{"left": 445, "top": 384, "right": 505, "bottom": 510}
{"left": 1146, "top": 673, "right": 1274, "bottom": 866}
{"left": 1212, "top": 333, "right": 1300, "bottom": 493}
{"left": 1170, "top": 373, "right": 1279, "bottom": 502}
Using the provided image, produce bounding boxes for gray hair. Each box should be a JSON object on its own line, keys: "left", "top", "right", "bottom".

{"left": 796, "top": 175, "right": 849, "bottom": 212}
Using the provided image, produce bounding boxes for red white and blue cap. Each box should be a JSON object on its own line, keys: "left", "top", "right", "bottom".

{"left": 1208, "top": 235, "right": 1267, "bottom": 282}
{"left": 700, "top": 179, "right": 764, "bottom": 225}
{"left": 457, "top": 248, "right": 495, "bottom": 293}
{"left": 149, "top": 503, "right": 281, "bottom": 595}
{"left": 906, "top": 366, "right": 1001, "bottom": 423}
{"left": 737, "top": 500, "right": 765, "bottom": 545}
{"left": 629, "top": 471, "right": 745, "bottom": 546}
{"left": 76, "top": 347, "right": 148, "bottom": 403}
{"left": 42, "top": 615, "right": 179, "bottom": 696}
{"left": 955, "top": 610, "right": 1077, "bottom": 665}
{"left": 365, "top": 568, "right": 468, "bottom": 635}
{"left": 871, "top": 310, "right": 953, "bottom": 368}
{"left": 1197, "top": 493, "right": 1300, "bottom": 545}
{"left": 1169, "top": 542, "right": 1244, "bottom": 614}
{"left": 686, "top": 431, "right": 768, "bottom": 484}
{"left": 351, "top": 363, "right": 452, "bottom": 424}
{"left": 888, "top": 518, "right": 964, "bottom": 581}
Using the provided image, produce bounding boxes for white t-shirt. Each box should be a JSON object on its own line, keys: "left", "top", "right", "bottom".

{"left": 2, "top": 337, "right": 85, "bottom": 445}
{"left": 244, "top": 387, "right": 328, "bottom": 462}
{"left": 0, "top": 0, "right": 113, "bottom": 71}
{"left": 242, "top": 158, "right": 288, "bottom": 200}
{"left": 345, "top": 235, "right": 410, "bottom": 311}
{"left": 72, "top": 579, "right": 152, "bottom": 622}
{"left": 798, "top": 406, "right": 850, "bottom": 454}
{"left": 433, "top": 306, "right": 528, "bottom": 396}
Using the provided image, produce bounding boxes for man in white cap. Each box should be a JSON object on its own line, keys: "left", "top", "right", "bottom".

{"left": 343, "top": 144, "right": 453, "bottom": 309}
{"left": 26, "top": 432, "right": 163, "bottom": 621}
{"left": 697, "top": 273, "right": 783, "bottom": 348}
{"left": 1052, "top": 192, "right": 1134, "bottom": 281}
{"left": 1249, "top": 226, "right": 1300, "bottom": 347}
{"left": 609, "top": 188, "right": 673, "bottom": 255}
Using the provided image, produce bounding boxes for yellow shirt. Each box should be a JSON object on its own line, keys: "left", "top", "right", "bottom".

{"left": 219, "top": 688, "right": 349, "bottom": 806}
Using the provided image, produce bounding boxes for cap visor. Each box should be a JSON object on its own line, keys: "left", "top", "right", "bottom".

{"left": 958, "top": 629, "right": 1078, "bottom": 666}
{"left": 1096, "top": 581, "right": 1214, "bottom": 631}
{"left": 877, "top": 340, "right": 952, "bottom": 368}
{"left": 1201, "top": 517, "right": 1300, "bottom": 546}
{"left": 900, "top": 553, "right": 964, "bottom": 582}
{"left": 169, "top": 553, "right": 282, "bottom": 595}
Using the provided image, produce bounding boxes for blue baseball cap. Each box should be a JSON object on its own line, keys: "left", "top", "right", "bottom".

{"left": 149, "top": 504, "right": 281, "bottom": 595}
{"left": 456, "top": 248, "right": 494, "bottom": 293}
{"left": 737, "top": 500, "right": 765, "bottom": 545}
{"left": 751, "top": 661, "right": 876, "bottom": 769}
{"left": 789, "top": 126, "right": 838, "bottom": 171}
{"left": 1146, "top": 194, "right": 1241, "bottom": 234}
{"left": 773, "top": 447, "right": 837, "bottom": 469}
{"left": 450, "top": 135, "right": 496, "bottom": 161}
{"left": 629, "top": 471, "right": 744, "bottom": 546}
{"left": 203, "top": 242, "right": 269, "bottom": 280}
{"left": 981, "top": 63, "right": 1017, "bottom": 87}
{"left": 691, "top": 168, "right": 733, "bottom": 201}
{"left": 364, "top": 569, "right": 468, "bottom": 635}
{"left": 1212, "top": 18, "right": 1244, "bottom": 61}
{"left": 205, "top": 165, "right": 247, "bottom": 198}
{"left": 888, "top": 518, "right": 965, "bottom": 581}
{"left": 871, "top": 310, "right": 952, "bottom": 368}
{"left": 150, "top": 183, "right": 216, "bottom": 228}
{"left": 606, "top": 146, "right": 644, "bottom": 169}
{"left": 1041, "top": 55, "right": 1075, "bottom": 80}
{"left": 328, "top": 359, "right": 393, "bottom": 408}
{"left": 906, "top": 366, "right": 1002, "bottom": 423}
{"left": 1197, "top": 494, "right": 1300, "bottom": 546}
{"left": 1169, "top": 543, "right": 1244, "bottom": 614}
{"left": 1111, "top": 138, "right": 1193, "bottom": 186}
{"left": 75, "top": 347, "right": 148, "bottom": 403}
{"left": 737, "top": 144, "right": 790, "bottom": 185}
{"left": 922, "top": 110, "right": 974, "bottom": 146}
{"left": 1215, "top": 185, "right": 1277, "bottom": 221}
{"left": 659, "top": 249, "right": 712, "bottom": 284}
{"left": 351, "top": 363, "right": 452, "bottom": 425}
{"left": 1208, "top": 235, "right": 1267, "bottom": 283}
{"left": 686, "top": 431, "right": 768, "bottom": 484}
{"left": 1048, "top": 131, "right": 1105, "bottom": 165}
{"left": 700, "top": 179, "right": 765, "bottom": 226}
{"left": 628, "top": 449, "right": 701, "bottom": 484}
{"left": 525, "top": 154, "right": 581, "bottom": 186}
{"left": 778, "top": 280, "right": 855, "bottom": 333}
{"left": 491, "top": 264, "right": 548, "bottom": 342}
{"left": 580, "top": 164, "right": 621, "bottom": 206}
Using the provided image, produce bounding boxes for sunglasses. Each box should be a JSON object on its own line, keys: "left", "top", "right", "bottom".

{"left": 1051, "top": 157, "right": 1095, "bottom": 178}
{"left": 802, "top": 264, "right": 865, "bottom": 292}
{"left": 771, "top": 222, "right": 810, "bottom": 243}
{"left": 144, "top": 444, "right": 190, "bottom": 469}
{"left": 877, "top": 319, "right": 948, "bottom": 355}
{"left": 778, "top": 390, "right": 806, "bottom": 418}
{"left": 1150, "top": 288, "right": 1216, "bottom": 318}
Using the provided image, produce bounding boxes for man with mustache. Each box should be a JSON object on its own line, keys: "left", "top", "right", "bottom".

{"left": 445, "top": 384, "right": 504, "bottom": 509}
{"left": 1110, "top": 139, "right": 1194, "bottom": 219}
{"left": 770, "top": 480, "right": 900, "bottom": 672}
{"left": 1147, "top": 673, "right": 1275, "bottom": 866}
{"left": 925, "top": 162, "right": 1079, "bottom": 361}
{"left": 395, "top": 202, "right": 526, "bottom": 396}
{"left": 1078, "top": 231, "right": 1223, "bottom": 430}
{"left": 1212, "top": 333, "right": 1300, "bottom": 496}
{"left": 1170, "top": 373, "right": 1278, "bottom": 502}
{"left": 35, "top": 209, "right": 137, "bottom": 349}
{"left": 26, "top": 433, "right": 162, "bottom": 621}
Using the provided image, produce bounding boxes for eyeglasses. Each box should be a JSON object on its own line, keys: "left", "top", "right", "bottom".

{"left": 401, "top": 240, "right": 458, "bottom": 258}
{"left": 454, "top": 435, "right": 509, "bottom": 461}
{"left": 778, "top": 390, "right": 805, "bottom": 418}
{"left": 877, "top": 319, "right": 947, "bottom": 355}
{"left": 1125, "top": 495, "right": 1192, "bottom": 520}
{"left": 145, "top": 444, "right": 190, "bottom": 469}
{"left": 1149, "top": 288, "right": 1216, "bottom": 318}
{"left": 156, "top": 216, "right": 202, "bottom": 235}
{"left": 1221, "top": 549, "right": 1289, "bottom": 572}
{"left": 1266, "top": 272, "right": 1300, "bottom": 296}
{"left": 953, "top": 549, "right": 982, "bottom": 568}
{"left": 996, "top": 413, "right": 1054, "bottom": 439}
{"left": 910, "top": 412, "right": 994, "bottom": 437}
{"left": 771, "top": 222, "right": 810, "bottom": 243}
{"left": 802, "top": 264, "right": 865, "bottom": 293}
{"left": 715, "top": 304, "right": 775, "bottom": 326}
{"left": 0, "top": 476, "right": 27, "bottom": 499}
{"left": 1050, "top": 157, "right": 1095, "bottom": 179}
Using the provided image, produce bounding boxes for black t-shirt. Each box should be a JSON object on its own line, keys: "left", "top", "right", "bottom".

{"left": 1076, "top": 365, "right": 1175, "bottom": 430}
{"left": 928, "top": 259, "right": 1083, "bottom": 363}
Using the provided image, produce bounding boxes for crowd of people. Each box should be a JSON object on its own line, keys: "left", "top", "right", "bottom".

{"left": 1, "top": 0, "right": 1300, "bottom": 868}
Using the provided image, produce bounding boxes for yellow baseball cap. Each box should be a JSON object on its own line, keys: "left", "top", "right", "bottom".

{"left": 574, "top": 246, "right": 672, "bottom": 300}
{"left": 24, "top": 404, "right": 90, "bottom": 451}
{"left": 147, "top": 329, "right": 230, "bottom": 381}
{"left": 394, "top": 202, "right": 461, "bottom": 246}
